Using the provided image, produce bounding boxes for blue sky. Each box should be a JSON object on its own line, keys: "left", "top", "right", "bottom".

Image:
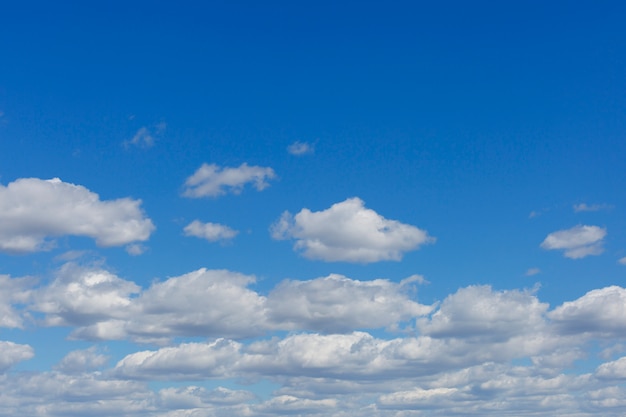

{"left": 1, "top": 1, "right": 626, "bottom": 415}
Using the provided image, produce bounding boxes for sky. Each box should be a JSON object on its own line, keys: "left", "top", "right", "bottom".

{"left": 1, "top": 1, "right": 626, "bottom": 415}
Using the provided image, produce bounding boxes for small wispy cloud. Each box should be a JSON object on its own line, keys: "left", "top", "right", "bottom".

{"left": 525, "top": 267, "right": 541, "bottom": 276}
{"left": 573, "top": 203, "right": 614, "bottom": 213}
{"left": 124, "top": 122, "right": 166, "bottom": 149}
{"left": 184, "top": 220, "right": 238, "bottom": 242}
{"left": 287, "top": 141, "right": 314, "bottom": 156}
{"left": 618, "top": 257, "right": 626, "bottom": 265}
{"left": 182, "top": 163, "right": 276, "bottom": 198}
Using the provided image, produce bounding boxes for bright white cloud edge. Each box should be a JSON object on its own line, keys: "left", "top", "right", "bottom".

{"left": 0, "top": 178, "right": 155, "bottom": 253}
{"left": 541, "top": 224, "right": 606, "bottom": 259}
{"left": 271, "top": 197, "right": 434, "bottom": 263}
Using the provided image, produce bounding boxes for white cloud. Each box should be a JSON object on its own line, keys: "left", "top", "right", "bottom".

{"left": 54, "top": 347, "right": 109, "bottom": 374}
{"left": 34, "top": 266, "right": 431, "bottom": 343}
{"left": 114, "top": 339, "right": 242, "bottom": 380}
{"left": 287, "top": 141, "right": 314, "bottom": 156}
{"left": 183, "top": 220, "right": 238, "bottom": 242}
{"left": 124, "top": 122, "right": 166, "bottom": 148}
{"left": 540, "top": 225, "right": 606, "bottom": 259}
{"left": 618, "top": 256, "right": 626, "bottom": 265}
{"left": 31, "top": 263, "right": 140, "bottom": 329}
{"left": 417, "top": 285, "right": 548, "bottom": 341}
{"left": 573, "top": 203, "right": 613, "bottom": 212}
{"left": 0, "top": 341, "right": 34, "bottom": 372}
{"left": 596, "top": 356, "right": 626, "bottom": 380}
{"left": 0, "top": 274, "right": 35, "bottom": 328}
{"left": 549, "top": 286, "right": 626, "bottom": 337}
{"left": 0, "top": 178, "right": 155, "bottom": 253}
{"left": 271, "top": 197, "right": 434, "bottom": 263}
{"left": 267, "top": 274, "right": 432, "bottom": 332}
{"left": 182, "top": 163, "right": 276, "bottom": 198}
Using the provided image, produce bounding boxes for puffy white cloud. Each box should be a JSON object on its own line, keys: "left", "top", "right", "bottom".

{"left": 31, "top": 262, "right": 140, "bottom": 329}
{"left": 267, "top": 274, "right": 432, "bottom": 332}
{"left": 0, "top": 274, "right": 35, "bottom": 328}
{"left": 114, "top": 339, "right": 242, "bottom": 380}
{"left": 54, "top": 347, "right": 109, "bottom": 374}
{"left": 287, "top": 141, "right": 314, "bottom": 156}
{"left": 255, "top": 395, "right": 337, "bottom": 413}
{"left": 618, "top": 256, "right": 626, "bottom": 265}
{"left": 0, "top": 341, "right": 34, "bottom": 372}
{"left": 0, "top": 178, "right": 155, "bottom": 253}
{"left": 549, "top": 286, "right": 626, "bottom": 336}
{"left": 418, "top": 285, "right": 549, "bottom": 341}
{"left": 158, "top": 386, "right": 256, "bottom": 408}
{"left": 596, "top": 356, "right": 626, "bottom": 380}
{"left": 182, "top": 163, "right": 276, "bottom": 198}
{"left": 540, "top": 225, "right": 606, "bottom": 259}
{"left": 183, "top": 220, "right": 238, "bottom": 242}
{"left": 125, "top": 268, "right": 267, "bottom": 342}
{"left": 30, "top": 265, "right": 436, "bottom": 342}
{"left": 271, "top": 198, "right": 434, "bottom": 263}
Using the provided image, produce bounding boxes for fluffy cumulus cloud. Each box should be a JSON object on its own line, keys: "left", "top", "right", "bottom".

{"left": 0, "top": 274, "right": 35, "bottom": 328}
{"left": 6, "top": 281, "right": 626, "bottom": 415}
{"left": 549, "top": 286, "right": 626, "bottom": 336}
{"left": 287, "top": 141, "right": 314, "bottom": 155}
{"left": 183, "top": 220, "right": 238, "bottom": 242}
{"left": 418, "top": 285, "right": 548, "bottom": 341}
{"left": 540, "top": 225, "right": 606, "bottom": 259}
{"left": 182, "top": 163, "right": 276, "bottom": 198}
{"left": 0, "top": 178, "right": 155, "bottom": 253}
{"left": 28, "top": 265, "right": 434, "bottom": 343}
{"left": 0, "top": 341, "right": 34, "bottom": 372}
{"left": 271, "top": 197, "right": 434, "bottom": 263}
{"left": 267, "top": 274, "right": 432, "bottom": 332}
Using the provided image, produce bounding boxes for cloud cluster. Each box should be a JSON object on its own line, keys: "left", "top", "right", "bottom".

{"left": 4, "top": 265, "right": 626, "bottom": 415}
{"left": 271, "top": 198, "right": 434, "bottom": 263}
{"left": 182, "top": 163, "right": 276, "bottom": 198}
{"left": 0, "top": 178, "right": 155, "bottom": 253}
{"left": 29, "top": 265, "right": 430, "bottom": 343}
{"left": 541, "top": 225, "right": 606, "bottom": 259}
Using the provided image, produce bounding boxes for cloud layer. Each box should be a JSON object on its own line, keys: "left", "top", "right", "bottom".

{"left": 271, "top": 197, "right": 434, "bottom": 263}
{"left": 0, "top": 178, "right": 155, "bottom": 253}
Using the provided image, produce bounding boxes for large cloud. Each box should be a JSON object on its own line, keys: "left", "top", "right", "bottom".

{"left": 267, "top": 274, "right": 432, "bottom": 332}
{"left": 0, "top": 178, "right": 155, "bottom": 253}
{"left": 182, "top": 163, "right": 276, "bottom": 198}
{"left": 540, "top": 225, "right": 606, "bottom": 259}
{"left": 0, "top": 341, "right": 34, "bottom": 372}
{"left": 418, "top": 285, "right": 548, "bottom": 340}
{"left": 31, "top": 265, "right": 431, "bottom": 342}
{"left": 549, "top": 286, "right": 626, "bottom": 336}
{"left": 271, "top": 198, "right": 434, "bottom": 263}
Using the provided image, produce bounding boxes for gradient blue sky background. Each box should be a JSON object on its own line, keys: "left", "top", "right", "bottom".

{"left": 1, "top": 1, "right": 626, "bottom": 416}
